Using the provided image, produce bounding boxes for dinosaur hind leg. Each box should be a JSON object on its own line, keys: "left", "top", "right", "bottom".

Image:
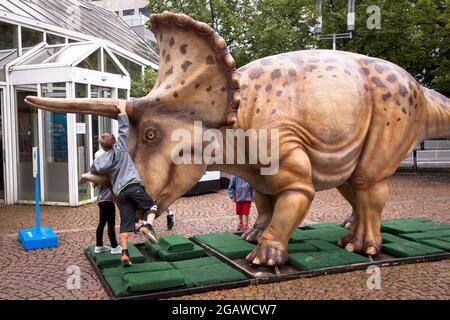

{"left": 242, "top": 191, "right": 275, "bottom": 242}
{"left": 337, "top": 183, "right": 357, "bottom": 229}
{"left": 338, "top": 179, "right": 388, "bottom": 256}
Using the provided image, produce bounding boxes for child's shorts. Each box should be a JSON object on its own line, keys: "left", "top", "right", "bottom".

{"left": 236, "top": 201, "right": 251, "bottom": 215}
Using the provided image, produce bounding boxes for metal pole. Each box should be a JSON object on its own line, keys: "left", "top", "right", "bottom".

{"left": 35, "top": 147, "right": 41, "bottom": 233}
{"left": 332, "top": 34, "right": 336, "bottom": 50}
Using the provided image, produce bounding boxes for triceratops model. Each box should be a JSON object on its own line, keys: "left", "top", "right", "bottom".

{"left": 25, "top": 12, "right": 450, "bottom": 266}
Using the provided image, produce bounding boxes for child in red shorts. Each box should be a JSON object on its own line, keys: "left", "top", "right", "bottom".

{"left": 227, "top": 176, "right": 254, "bottom": 231}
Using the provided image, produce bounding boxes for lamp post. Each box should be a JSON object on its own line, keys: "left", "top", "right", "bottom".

{"left": 314, "top": 0, "right": 355, "bottom": 50}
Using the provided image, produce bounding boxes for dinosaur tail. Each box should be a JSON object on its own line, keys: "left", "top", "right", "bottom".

{"left": 420, "top": 86, "right": 450, "bottom": 141}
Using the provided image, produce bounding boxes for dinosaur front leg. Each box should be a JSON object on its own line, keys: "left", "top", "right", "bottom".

{"left": 338, "top": 180, "right": 388, "bottom": 255}
{"left": 246, "top": 149, "right": 314, "bottom": 266}
{"left": 337, "top": 183, "right": 357, "bottom": 229}
{"left": 242, "top": 191, "right": 275, "bottom": 242}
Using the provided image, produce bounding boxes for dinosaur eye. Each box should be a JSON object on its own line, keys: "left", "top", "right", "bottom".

{"left": 145, "top": 129, "right": 156, "bottom": 141}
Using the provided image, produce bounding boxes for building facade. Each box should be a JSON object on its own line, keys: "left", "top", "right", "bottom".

{"left": 0, "top": 0, "right": 159, "bottom": 206}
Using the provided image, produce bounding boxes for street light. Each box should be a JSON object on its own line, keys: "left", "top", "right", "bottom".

{"left": 315, "top": 0, "right": 355, "bottom": 50}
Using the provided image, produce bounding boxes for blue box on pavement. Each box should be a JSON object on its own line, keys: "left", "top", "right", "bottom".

{"left": 18, "top": 227, "right": 58, "bottom": 250}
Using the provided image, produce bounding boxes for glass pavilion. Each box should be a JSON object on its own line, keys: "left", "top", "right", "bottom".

{"left": 0, "top": 0, "right": 159, "bottom": 206}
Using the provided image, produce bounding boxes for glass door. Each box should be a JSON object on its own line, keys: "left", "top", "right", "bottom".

{"left": 16, "top": 85, "right": 38, "bottom": 201}
{"left": 0, "top": 87, "right": 4, "bottom": 201}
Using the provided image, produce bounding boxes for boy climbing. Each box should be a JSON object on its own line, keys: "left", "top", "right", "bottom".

{"left": 89, "top": 104, "right": 158, "bottom": 267}
{"left": 227, "top": 176, "right": 254, "bottom": 231}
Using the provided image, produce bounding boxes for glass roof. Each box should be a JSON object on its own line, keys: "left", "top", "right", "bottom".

{"left": 0, "top": 0, "right": 158, "bottom": 65}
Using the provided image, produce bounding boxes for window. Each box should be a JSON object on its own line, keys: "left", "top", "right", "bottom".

{"left": 47, "top": 33, "right": 66, "bottom": 45}
{"left": 20, "top": 46, "right": 64, "bottom": 65}
{"left": 139, "top": 7, "right": 149, "bottom": 17}
{"left": 76, "top": 49, "right": 101, "bottom": 71}
{"left": 104, "top": 51, "right": 123, "bottom": 75}
{"left": 123, "top": 9, "right": 135, "bottom": 16}
{"left": 116, "top": 54, "right": 142, "bottom": 81}
{"left": 0, "top": 21, "right": 18, "bottom": 51}
{"left": 22, "top": 27, "right": 43, "bottom": 49}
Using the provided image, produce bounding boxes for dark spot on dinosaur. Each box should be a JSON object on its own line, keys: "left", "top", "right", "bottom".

{"left": 288, "top": 69, "right": 297, "bottom": 77}
{"left": 261, "top": 59, "right": 273, "bottom": 66}
{"left": 386, "top": 122, "right": 390, "bottom": 126}
{"left": 206, "top": 55, "right": 215, "bottom": 65}
{"left": 344, "top": 69, "right": 351, "bottom": 76}
{"left": 211, "top": 100, "right": 215, "bottom": 105}
{"left": 440, "top": 104, "right": 446, "bottom": 109}
{"left": 364, "top": 84, "right": 369, "bottom": 92}
{"left": 271, "top": 108, "right": 277, "bottom": 115}
{"left": 249, "top": 67, "right": 264, "bottom": 80}
{"left": 173, "top": 92, "right": 178, "bottom": 98}
{"left": 397, "top": 117, "right": 401, "bottom": 122}
{"left": 180, "top": 44, "right": 188, "bottom": 54}
{"left": 162, "top": 49, "right": 166, "bottom": 57}
{"left": 359, "top": 68, "right": 370, "bottom": 76}
{"left": 409, "top": 97, "right": 414, "bottom": 105}
{"left": 318, "top": 75, "right": 323, "bottom": 78}
{"left": 408, "top": 81, "right": 413, "bottom": 90}
{"left": 220, "top": 86, "right": 226, "bottom": 92}
{"left": 402, "top": 107, "right": 407, "bottom": 114}
{"left": 165, "top": 84, "right": 171, "bottom": 89}
{"left": 265, "top": 84, "right": 272, "bottom": 92}
{"left": 362, "top": 58, "right": 374, "bottom": 65}
{"left": 156, "top": 98, "right": 160, "bottom": 102}
{"left": 399, "top": 84, "right": 408, "bottom": 97}
{"left": 374, "top": 64, "right": 388, "bottom": 73}
{"left": 415, "top": 103, "right": 418, "bottom": 109}
{"left": 276, "top": 90, "right": 282, "bottom": 97}
{"left": 304, "top": 65, "right": 318, "bottom": 72}
{"left": 256, "top": 108, "right": 260, "bottom": 114}
{"left": 332, "top": 75, "right": 337, "bottom": 78}
{"left": 165, "top": 54, "right": 171, "bottom": 63}
{"left": 180, "top": 80, "right": 185, "bottom": 85}
{"left": 396, "top": 100, "right": 401, "bottom": 106}
{"left": 206, "top": 85, "right": 212, "bottom": 92}
{"left": 326, "top": 66, "right": 337, "bottom": 71}
{"left": 383, "top": 108, "right": 387, "bottom": 111}
{"left": 309, "top": 58, "right": 320, "bottom": 63}
{"left": 371, "top": 76, "right": 385, "bottom": 88}
{"left": 255, "top": 84, "right": 261, "bottom": 90}
{"left": 288, "top": 97, "right": 292, "bottom": 101}
{"left": 195, "top": 83, "right": 200, "bottom": 89}
{"left": 165, "top": 66, "right": 173, "bottom": 76}
{"left": 240, "top": 84, "right": 248, "bottom": 90}
{"left": 382, "top": 92, "right": 392, "bottom": 101}
{"left": 181, "top": 60, "right": 193, "bottom": 72}
{"left": 169, "top": 37, "right": 175, "bottom": 47}
{"left": 271, "top": 69, "right": 282, "bottom": 80}
{"left": 282, "top": 81, "right": 289, "bottom": 87}
{"left": 243, "top": 97, "right": 248, "bottom": 101}
{"left": 387, "top": 74, "right": 397, "bottom": 83}
{"left": 413, "top": 89, "right": 418, "bottom": 98}
{"left": 159, "top": 34, "right": 163, "bottom": 42}
{"left": 266, "top": 99, "right": 271, "bottom": 103}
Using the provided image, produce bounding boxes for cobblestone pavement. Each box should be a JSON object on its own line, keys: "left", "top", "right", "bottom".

{"left": 0, "top": 173, "right": 449, "bottom": 300}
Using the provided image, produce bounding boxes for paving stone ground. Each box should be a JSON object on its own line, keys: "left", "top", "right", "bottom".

{"left": 0, "top": 173, "right": 449, "bottom": 300}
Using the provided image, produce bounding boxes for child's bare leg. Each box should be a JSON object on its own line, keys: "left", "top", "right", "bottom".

{"left": 146, "top": 213, "right": 156, "bottom": 225}
{"left": 244, "top": 215, "right": 249, "bottom": 226}
{"left": 120, "top": 232, "right": 128, "bottom": 250}
{"left": 238, "top": 215, "right": 244, "bottom": 224}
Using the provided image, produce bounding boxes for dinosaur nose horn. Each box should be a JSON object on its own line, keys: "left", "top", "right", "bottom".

{"left": 24, "top": 96, "right": 132, "bottom": 120}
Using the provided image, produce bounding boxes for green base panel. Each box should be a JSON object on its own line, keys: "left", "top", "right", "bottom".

{"left": 145, "top": 241, "right": 206, "bottom": 262}
{"left": 303, "top": 239, "right": 343, "bottom": 251}
{"left": 159, "top": 234, "right": 194, "bottom": 252}
{"left": 193, "top": 232, "right": 255, "bottom": 259}
{"left": 381, "top": 219, "right": 450, "bottom": 234}
{"left": 123, "top": 269, "right": 185, "bottom": 293}
{"left": 287, "top": 243, "right": 319, "bottom": 253}
{"left": 88, "top": 244, "right": 145, "bottom": 269}
{"left": 381, "top": 232, "right": 410, "bottom": 244}
{"left": 173, "top": 259, "right": 247, "bottom": 287}
{"left": 440, "top": 237, "right": 450, "bottom": 243}
{"left": 170, "top": 256, "right": 222, "bottom": 269}
{"left": 289, "top": 249, "right": 369, "bottom": 271}
{"left": 382, "top": 241, "right": 445, "bottom": 258}
{"left": 399, "top": 229, "right": 450, "bottom": 242}
{"left": 417, "top": 239, "right": 450, "bottom": 251}
{"left": 289, "top": 228, "right": 347, "bottom": 244}
{"left": 192, "top": 232, "right": 242, "bottom": 244}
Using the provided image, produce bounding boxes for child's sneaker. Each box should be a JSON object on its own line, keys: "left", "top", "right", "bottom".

{"left": 243, "top": 225, "right": 250, "bottom": 231}
{"left": 237, "top": 223, "right": 244, "bottom": 232}
{"left": 94, "top": 245, "right": 110, "bottom": 253}
{"left": 167, "top": 210, "right": 175, "bottom": 230}
{"left": 121, "top": 249, "right": 132, "bottom": 267}
{"left": 139, "top": 223, "right": 158, "bottom": 244}
{"left": 110, "top": 245, "right": 122, "bottom": 255}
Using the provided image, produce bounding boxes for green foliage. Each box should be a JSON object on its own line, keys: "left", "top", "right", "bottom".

{"left": 130, "top": 67, "right": 157, "bottom": 98}
{"left": 141, "top": 0, "right": 449, "bottom": 95}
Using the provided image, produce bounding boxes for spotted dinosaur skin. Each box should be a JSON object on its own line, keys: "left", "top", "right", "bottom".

{"left": 25, "top": 12, "right": 450, "bottom": 266}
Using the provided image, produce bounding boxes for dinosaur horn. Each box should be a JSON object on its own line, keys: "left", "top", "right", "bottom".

{"left": 24, "top": 96, "right": 133, "bottom": 119}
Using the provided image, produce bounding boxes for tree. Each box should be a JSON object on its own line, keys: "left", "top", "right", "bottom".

{"left": 131, "top": 67, "right": 157, "bottom": 98}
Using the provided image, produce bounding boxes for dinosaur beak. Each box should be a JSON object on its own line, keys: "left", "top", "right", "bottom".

{"left": 24, "top": 96, "right": 134, "bottom": 120}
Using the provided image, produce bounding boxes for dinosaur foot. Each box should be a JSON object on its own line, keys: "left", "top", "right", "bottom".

{"left": 342, "top": 212, "right": 356, "bottom": 229}
{"left": 241, "top": 226, "right": 265, "bottom": 242}
{"left": 337, "top": 230, "right": 382, "bottom": 256}
{"left": 246, "top": 239, "right": 288, "bottom": 266}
